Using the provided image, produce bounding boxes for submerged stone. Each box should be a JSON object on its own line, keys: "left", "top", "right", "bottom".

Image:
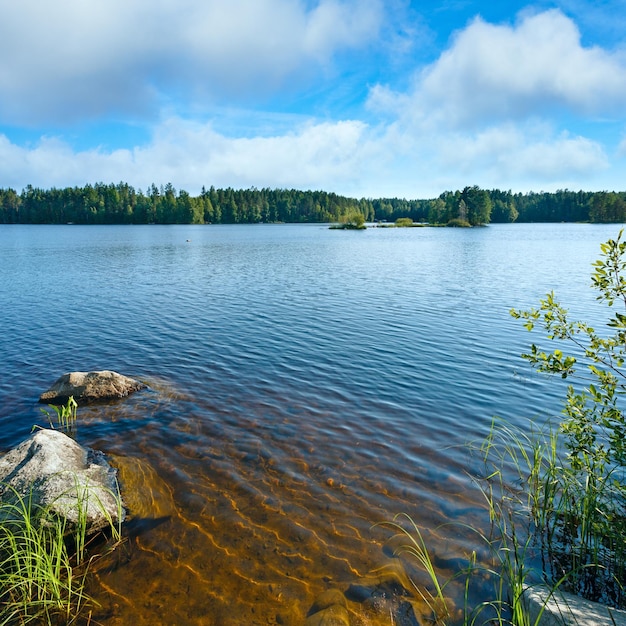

{"left": 308, "top": 590, "right": 348, "bottom": 614}
{"left": 39, "top": 370, "right": 146, "bottom": 405}
{"left": 346, "top": 567, "right": 425, "bottom": 626}
{"left": 0, "top": 428, "right": 125, "bottom": 534}
{"left": 305, "top": 605, "right": 350, "bottom": 626}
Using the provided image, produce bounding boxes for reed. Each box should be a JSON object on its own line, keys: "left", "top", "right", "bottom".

{"left": 487, "top": 394, "right": 626, "bottom": 603}
{"left": 0, "top": 480, "right": 122, "bottom": 625}
{"left": 40, "top": 396, "right": 79, "bottom": 438}
{"left": 380, "top": 513, "right": 544, "bottom": 625}
{"left": 381, "top": 417, "right": 612, "bottom": 625}
{"left": 377, "top": 513, "right": 453, "bottom": 624}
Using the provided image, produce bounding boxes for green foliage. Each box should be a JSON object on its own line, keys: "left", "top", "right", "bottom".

{"left": 0, "top": 184, "right": 376, "bottom": 226}
{"left": 0, "top": 482, "right": 122, "bottom": 625}
{"left": 433, "top": 186, "right": 492, "bottom": 226}
{"left": 344, "top": 211, "right": 366, "bottom": 228}
{"left": 332, "top": 211, "right": 366, "bottom": 229}
{"left": 40, "top": 397, "right": 78, "bottom": 438}
{"left": 446, "top": 218, "right": 471, "bottom": 228}
{"left": 510, "top": 229, "right": 626, "bottom": 606}
{"left": 395, "top": 217, "right": 414, "bottom": 227}
{"left": 461, "top": 186, "right": 492, "bottom": 225}
{"left": 2, "top": 184, "right": 625, "bottom": 225}
{"left": 371, "top": 197, "right": 430, "bottom": 223}
{"left": 490, "top": 190, "right": 519, "bottom": 223}
{"left": 589, "top": 192, "right": 626, "bottom": 223}
{"left": 382, "top": 233, "right": 626, "bottom": 624}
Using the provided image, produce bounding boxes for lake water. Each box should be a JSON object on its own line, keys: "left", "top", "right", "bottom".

{"left": 0, "top": 223, "right": 620, "bottom": 625}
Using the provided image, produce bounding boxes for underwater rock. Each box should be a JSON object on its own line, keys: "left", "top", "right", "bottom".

{"left": 0, "top": 428, "right": 125, "bottom": 534}
{"left": 346, "top": 574, "right": 422, "bottom": 626}
{"left": 39, "top": 370, "right": 146, "bottom": 405}
{"left": 305, "top": 589, "right": 350, "bottom": 626}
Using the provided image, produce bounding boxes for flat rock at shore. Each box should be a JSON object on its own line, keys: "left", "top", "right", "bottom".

{"left": 525, "top": 585, "right": 626, "bottom": 626}
{"left": 39, "top": 370, "right": 146, "bottom": 405}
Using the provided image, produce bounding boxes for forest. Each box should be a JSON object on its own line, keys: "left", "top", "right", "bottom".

{"left": 0, "top": 183, "right": 625, "bottom": 225}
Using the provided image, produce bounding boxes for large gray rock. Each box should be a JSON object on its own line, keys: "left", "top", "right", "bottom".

{"left": 39, "top": 370, "right": 146, "bottom": 405}
{"left": 525, "top": 585, "right": 626, "bottom": 626}
{"left": 0, "top": 429, "right": 125, "bottom": 534}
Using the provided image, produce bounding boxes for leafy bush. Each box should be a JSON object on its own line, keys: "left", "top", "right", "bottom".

{"left": 510, "top": 229, "right": 626, "bottom": 606}
{"left": 446, "top": 218, "right": 471, "bottom": 228}
{"left": 395, "top": 217, "right": 414, "bottom": 227}
{"left": 383, "top": 232, "right": 626, "bottom": 624}
{"left": 335, "top": 211, "right": 366, "bottom": 229}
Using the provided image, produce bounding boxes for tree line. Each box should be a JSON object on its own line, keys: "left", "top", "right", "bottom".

{"left": 0, "top": 183, "right": 624, "bottom": 225}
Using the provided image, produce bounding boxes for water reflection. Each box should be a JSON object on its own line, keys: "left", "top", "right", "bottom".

{"left": 0, "top": 223, "right": 618, "bottom": 624}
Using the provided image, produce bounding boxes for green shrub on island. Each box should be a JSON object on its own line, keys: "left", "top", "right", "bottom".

{"left": 330, "top": 211, "right": 367, "bottom": 230}
{"left": 446, "top": 217, "right": 471, "bottom": 227}
{"left": 395, "top": 217, "right": 414, "bottom": 227}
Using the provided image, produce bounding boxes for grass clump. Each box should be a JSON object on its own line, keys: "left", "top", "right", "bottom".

{"left": 330, "top": 211, "right": 367, "bottom": 230}
{"left": 40, "top": 396, "right": 78, "bottom": 438}
{"left": 1, "top": 398, "right": 123, "bottom": 624}
{"left": 0, "top": 483, "right": 121, "bottom": 625}
{"left": 446, "top": 218, "right": 471, "bottom": 228}
{"left": 377, "top": 513, "right": 455, "bottom": 625}
{"left": 395, "top": 217, "right": 415, "bottom": 227}
{"left": 380, "top": 426, "right": 569, "bottom": 626}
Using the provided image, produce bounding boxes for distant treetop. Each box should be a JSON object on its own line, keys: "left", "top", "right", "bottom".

{"left": 0, "top": 183, "right": 624, "bottom": 225}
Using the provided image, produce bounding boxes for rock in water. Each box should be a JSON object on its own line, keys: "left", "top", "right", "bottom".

{"left": 305, "top": 590, "right": 351, "bottom": 626}
{"left": 39, "top": 370, "right": 146, "bottom": 405}
{"left": 0, "top": 429, "right": 125, "bottom": 534}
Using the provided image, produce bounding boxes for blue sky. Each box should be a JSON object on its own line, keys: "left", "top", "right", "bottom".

{"left": 1, "top": 0, "right": 625, "bottom": 199}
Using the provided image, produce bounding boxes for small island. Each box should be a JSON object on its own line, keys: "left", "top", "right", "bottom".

{"left": 329, "top": 211, "right": 367, "bottom": 229}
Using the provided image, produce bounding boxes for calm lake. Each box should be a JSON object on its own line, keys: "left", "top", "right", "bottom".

{"left": 0, "top": 222, "right": 620, "bottom": 625}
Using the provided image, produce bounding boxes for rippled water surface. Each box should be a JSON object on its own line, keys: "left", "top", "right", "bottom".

{"left": 0, "top": 223, "right": 619, "bottom": 625}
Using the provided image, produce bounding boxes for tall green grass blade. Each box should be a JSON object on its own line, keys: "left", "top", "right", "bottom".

{"left": 0, "top": 474, "right": 123, "bottom": 625}
{"left": 39, "top": 396, "right": 79, "bottom": 438}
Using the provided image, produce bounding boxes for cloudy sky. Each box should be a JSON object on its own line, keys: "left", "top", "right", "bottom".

{"left": 1, "top": 0, "right": 625, "bottom": 199}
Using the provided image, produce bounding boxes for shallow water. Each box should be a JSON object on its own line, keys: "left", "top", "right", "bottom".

{"left": 0, "top": 222, "right": 618, "bottom": 624}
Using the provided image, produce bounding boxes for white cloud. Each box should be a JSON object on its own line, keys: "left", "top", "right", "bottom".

{"left": 1, "top": 6, "right": 624, "bottom": 199}
{"left": 378, "top": 9, "right": 626, "bottom": 129}
{"left": 435, "top": 123, "right": 608, "bottom": 180}
{"left": 357, "top": 8, "right": 624, "bottom": 195}
{"left": 0, "top": 112, "right": 615, "bottom": 199}
{"left": 0, "top": 0, "right": 383, "bottom": 125}
{"left": 0, "top": 117, "right": 372, "bottom": 193}
{"left": 137, "top": 117, "right": 371, "bottom": 190}
{"left": 357, "top": 118, "right": 610, "bottom": 197}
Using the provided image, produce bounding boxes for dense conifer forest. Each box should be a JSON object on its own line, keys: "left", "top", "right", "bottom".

{"left": 0, "top": 183, "right": 624, "bottom": 225}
